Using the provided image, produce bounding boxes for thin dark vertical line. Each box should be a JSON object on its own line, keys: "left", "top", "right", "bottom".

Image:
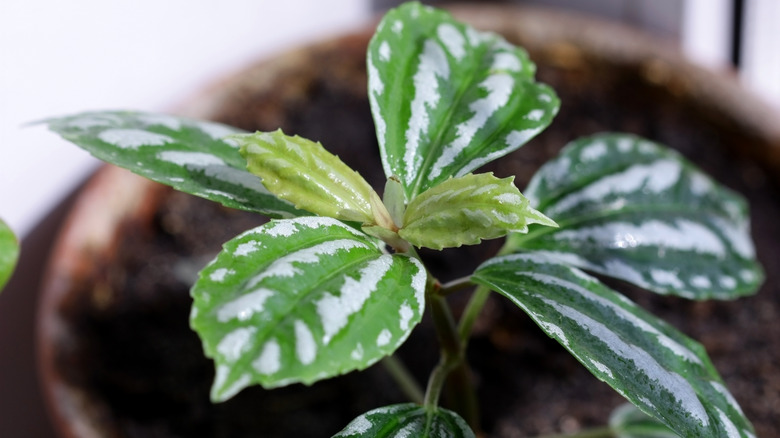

{"left": 732, "top": 0, "right": 745, "bottom": 68}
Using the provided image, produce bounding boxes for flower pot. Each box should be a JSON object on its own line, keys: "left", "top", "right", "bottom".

{"left": 38, "top": 4, "right": 780, "bottom": 437}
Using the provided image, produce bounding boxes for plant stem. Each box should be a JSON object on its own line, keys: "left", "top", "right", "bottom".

{"left": 418, "top": 241, "right": 519, "bottom": 431}
{"left": 535, "top": 427, "right": 614, "bottom": 438}
{"left": 423, "top": 356, "right": 457, "bottom": 409}
{"left": 423, "top": 292, "right": 482, "bottom": 431}
{"left": 424, "top": 294, "right": 461, "bottom": 409}
{"left": 446, "top": 362, "right": 480, "bottom": 429}
{"left": 439, "top": 242, "right": 518, "bottom": 429}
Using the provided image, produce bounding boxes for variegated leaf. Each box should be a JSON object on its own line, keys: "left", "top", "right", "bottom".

{"left": 236, "top": 130, "right": 390, "bottom": 226}
{"left": 368, "top": 2, "right": 559, "bottom": 200}
{"left": 0, "top": 219, "right": 18, "bottom": 292}
{"left": 333, "top": 403, "right": 475, "bottom": 438}
{"left": 473, "top": 253, "right": 754, "bottom": 438}
{"left": 610, "top": 404, "right": 680, "bottom": 438}
{"left": 399, "top": 173, "right": 556, "bottom": 250}
{"left": 191, "top": 217, "right": 426, "bottom": 401}
{"left": 512, "top": 134, "right": 763, "bottom": 299}
{"left": 42, "top": 111, "right": 302, "bottom": 218}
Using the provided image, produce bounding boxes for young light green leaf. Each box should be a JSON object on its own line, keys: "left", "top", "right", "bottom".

{"left": 399, "top": 173, "right": 555, "bottom": 250}
{"left": 512, "top": 134, "right": 763, "bottom": 299}
{"left": 333, "top": 403, "right": 475, "bottom": 438}
{"left": 41, "top": 111, "right": 302, "bottom": 218}
{"left": 0, "top": 219, "right": 19, "bottom": 292}
{"left": 191, "top": 217, "right": 426, "bottom": 401}
{"left": 610, "top": 404, "right": 681, "bottom": 438}
{"left": 368, "top": 1, "right": 559, "bottom": 200}
{"left": 383, "top": 176, "right": 406, "bottom": 228}
{"left": 236, "top": 130, "right": 391, "bottom": 226}
{"left": 473, "top": 253, "right": 755, "bottom": 438}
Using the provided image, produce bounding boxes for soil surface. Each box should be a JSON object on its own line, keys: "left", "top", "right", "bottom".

{"left": 53, "top": 34, "right": 778, "bottom": 437}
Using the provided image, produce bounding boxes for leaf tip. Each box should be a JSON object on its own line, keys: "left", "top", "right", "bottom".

{"left": 527, "top": 208, "right": 558, "bottom": 229}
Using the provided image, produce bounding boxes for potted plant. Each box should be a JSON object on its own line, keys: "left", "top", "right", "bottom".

{"left": 37, "top": 2, "right": 776, "bottom": 437}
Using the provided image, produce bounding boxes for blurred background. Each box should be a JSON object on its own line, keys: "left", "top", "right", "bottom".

{"left": 0, "top": 0, "right": 777, "bottom": 436}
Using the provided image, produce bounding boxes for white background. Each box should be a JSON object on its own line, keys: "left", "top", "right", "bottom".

{"left": 1, "top": 0, "right": 778, "bottom": 238}
{"left": 1, "top": 0, "right": 368, "bottom": 237}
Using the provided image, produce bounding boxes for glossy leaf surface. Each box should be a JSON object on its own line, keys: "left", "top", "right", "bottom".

{"left": 191, "top": 217, "right": 426, "bottom": 401}
{"left": 400, "top": 173, "right": 556, "bottom": 249}
{"left": 236, "top": 130, "right": 386, "bottom": 224}
{"left": 513, "top": 134, "right": 762, "bottom": 299}
{"left": 368, "top": 2, "right": 559, "bottom": 200}
{"left": 610, "top": 404, "right": 680, "bottom": 438}
{"left": 333, "top": 403, "right": 474, "bottom": 438}
{"left": 473, "top": 253, "right": 754, "bottom": 438}
{"left": 0, "top": 219, "right": 18, "bottom": 292}
{"left": 42, "top": 111, "right": 301, "bottom": 218}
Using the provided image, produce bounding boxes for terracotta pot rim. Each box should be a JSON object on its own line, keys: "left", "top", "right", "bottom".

{"left": 36, "top": 165, "right": 166, "bottom": 438}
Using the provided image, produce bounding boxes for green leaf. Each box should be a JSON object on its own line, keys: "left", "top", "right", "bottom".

{"left": 236, "top": 130, "right": 390, "bottom": 226}
{"left": 512, "top": 133, "right": 763, "bottom": 299}
{"left": 610, "top": 404, "right": 681, "bottom": 438}
{"left": 333, "top": 403, "right": 475, "bottom": 438}
{"left": 0, "top": 219, "right": 19, "bottom": 292}
{"left": 399, "top": 173, "right": 556, "bottom": 250}
{"left": 190, "top": 217, "right": 427, "bottom": 401}
{"left": 383, "top": 176, "right": 406, "bottom": 228}
{"left": 42, "top": 111, "right": 302, "bottom": 218}
{"left": 473, "top": 253, "right": 755, "bottom": 438}
{"left": 368, "top": 2, "right": 559, "bottom": 200}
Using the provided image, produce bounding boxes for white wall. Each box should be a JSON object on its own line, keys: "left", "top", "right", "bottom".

{"left": 0, "top": 0, "right": 369, "bottom": 237}
{"left": 741, "top": 0, "right": 780, "bottom": 106}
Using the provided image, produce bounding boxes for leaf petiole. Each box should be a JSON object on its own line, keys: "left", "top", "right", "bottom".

{"left": 381, "top": 355, "right": 424, "bottom": 404}
{"left": 438, "top": 276, "right": 474, "bottom": 296}
{"left": 457, "top": 240, "right": 515, "bottom": 343}
{"left": 458, "top": 285, "right": 493, "bottom": 344}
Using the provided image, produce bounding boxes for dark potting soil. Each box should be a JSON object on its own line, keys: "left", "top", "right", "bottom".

{"left": 55, "top": 36, "right": 779, "bottom": 437}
